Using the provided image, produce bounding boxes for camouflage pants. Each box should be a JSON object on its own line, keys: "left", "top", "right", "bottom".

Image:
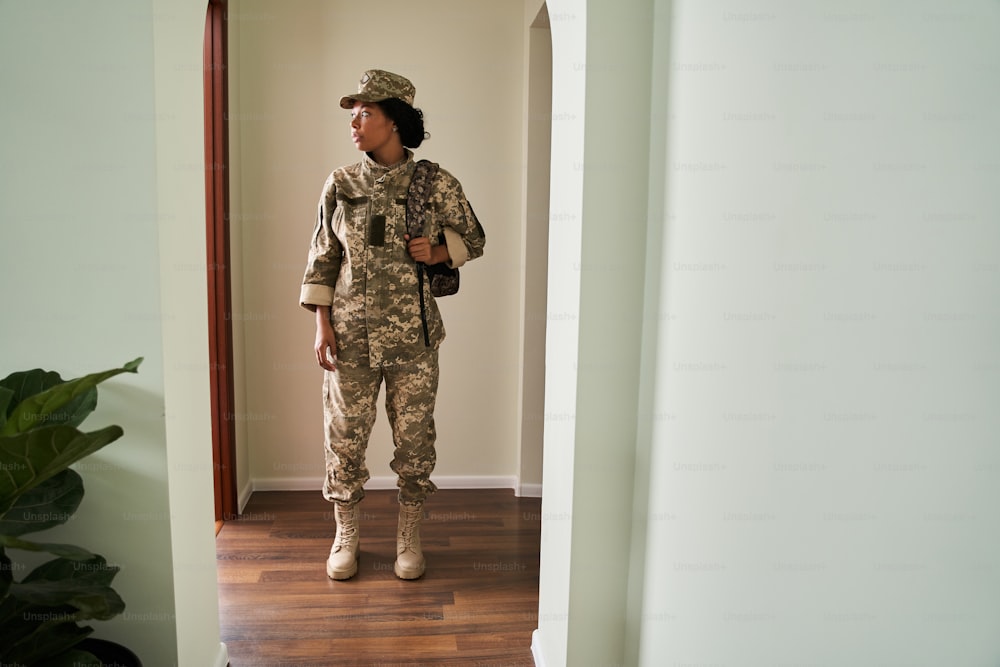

{"left": 322, "top": 347, "right": 439, "bottom": 506}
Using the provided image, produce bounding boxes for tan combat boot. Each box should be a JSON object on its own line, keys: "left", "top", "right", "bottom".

{"left": 394, "top": 502, "right": 425, "bottom": 579}
{"left": 326, "top": 502, "right": 359, "bottom": 580}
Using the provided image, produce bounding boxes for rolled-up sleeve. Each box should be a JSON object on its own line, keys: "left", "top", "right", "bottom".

{"left": 434, "top": 170, "right": 485, "bottom": 269}
{"left": 442, "top": 228, "right": 469, "bottom": 269}
{"left": 300, "top": 174, "right": 342, "bottom": 311}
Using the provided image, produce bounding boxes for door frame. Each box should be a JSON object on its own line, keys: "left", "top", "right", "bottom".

{"left": 203, "top": 0, "right": 237, "bottom": 523}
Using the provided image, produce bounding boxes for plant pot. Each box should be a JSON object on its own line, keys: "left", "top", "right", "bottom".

{"left": 76, "top": 638, "right": 143, "bottom": 667}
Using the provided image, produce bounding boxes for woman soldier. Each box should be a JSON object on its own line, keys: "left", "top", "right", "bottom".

{"left": 300, "top": 69, "right": 485, "bottom": 580}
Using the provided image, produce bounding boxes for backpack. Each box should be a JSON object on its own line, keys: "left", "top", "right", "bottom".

{"left": 405, "top": 159, "right": 460, "bottom": 297}
{"left": 406, "top": 159, "right": 460, "bottom": 347}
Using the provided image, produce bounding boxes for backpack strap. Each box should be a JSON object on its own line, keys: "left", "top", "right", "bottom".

{"left": 406, "top": 159, "right": 439, "bottom": 240}
{"left": 405, "top": 159, "right": 440, "bottom": 347}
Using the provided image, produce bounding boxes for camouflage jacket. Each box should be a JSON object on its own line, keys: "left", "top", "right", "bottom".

{"left": 300, "top": 150, "right": 485, "bottom": 366}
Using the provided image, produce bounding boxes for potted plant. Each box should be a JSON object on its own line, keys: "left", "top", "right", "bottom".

{"left": 0, "top": 358, "right": 144, "bottom": 666}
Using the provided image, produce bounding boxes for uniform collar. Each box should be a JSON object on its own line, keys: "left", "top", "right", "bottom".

{"left": 363, "top": 149, "right": 414, "bottom": 178}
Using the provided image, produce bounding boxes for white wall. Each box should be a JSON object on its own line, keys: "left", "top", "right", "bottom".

{"left": 639, "top": 1, "right": 1000, "bottom": 663}
{"left": 152, "top": 1, "right": 231, "bottom": 664}
{"left": 537, "top": 0, "right": 1000, "bottom": 666}
{"left": 535, "top": 0, "right": 587, "bottom": 663}
{"left": 227, "top": 0, "right": 531, "bottom": 498}
{"left": 0, "top": 1, "right": 225, "bottom": 665}
{"left": 518, "top": 0, "right": 551, "bottom": 495}
{"left": 227, "top": 0, "right": 253, "bottom": 510}
{"left": 0, "top": 2, "right": 179, "bottom": 661}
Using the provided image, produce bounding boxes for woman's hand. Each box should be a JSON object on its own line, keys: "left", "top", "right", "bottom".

{"left": 405, "top": 234, "right": 450, "bottom": 265}
{"left": 314, "top": 306, "right": 337, "bottom": 371}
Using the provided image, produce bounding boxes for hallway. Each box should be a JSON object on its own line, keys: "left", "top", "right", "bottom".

{"left": 217, "top": 488, "right": 541, "bottom": 666}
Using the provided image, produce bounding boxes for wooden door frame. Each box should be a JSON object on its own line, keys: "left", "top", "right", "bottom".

{"left": 204, "top": 0, "right": 238, "bottom": 523}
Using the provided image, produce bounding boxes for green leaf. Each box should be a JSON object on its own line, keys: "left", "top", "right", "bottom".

{"left": 26, "top": 556, "right": 120, "bottom": 589}
{"left": 0, "top": 386, "right": 13, "bottom": 431}
{"left": 0, "top": 535, "right": 96, "bottom": 561}
{"left": 0, "top": 369, "right": 97, "bottom": 430}
{"left": 1, "top": 358, "right": 142, "bottom": 436}
{"left": 0, "top": 369, "right": 63, "bottom": 414}
{"left": 10, "top": 556, "right": 123, "bottom": 621}
{"left": 1, "top": 618, "right": 93, "bottom": 664}
{"left": 0, "top": 469, "right": 84, "bottom": 537}
{"left": 0, "top": 546, "right": 11, "bottom": 599}
{"left": 0, "top": 424, "right": 123, "bottom": 515}
{"left": 9, "top": 577, "right": 124, "bottom": 622}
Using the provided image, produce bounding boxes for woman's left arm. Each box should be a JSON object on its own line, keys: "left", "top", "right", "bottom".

{"left": 435, "top": 170, "right": 486, "bottom": 269}
{"left": 405, "top": 234, "right": 450, "bottom": 265}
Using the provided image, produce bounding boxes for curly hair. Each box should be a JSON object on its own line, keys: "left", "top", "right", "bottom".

{"left": 377, "top": 97, "right": 429, "bottom": 149}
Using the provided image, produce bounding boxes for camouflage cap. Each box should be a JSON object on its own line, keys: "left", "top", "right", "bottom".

{"left": 339, "top": 69, "right": 416, "bottom": 109}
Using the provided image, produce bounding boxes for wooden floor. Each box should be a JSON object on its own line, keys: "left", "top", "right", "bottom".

{"left": 216, "top": 488, "right": 541, "bottom": 667}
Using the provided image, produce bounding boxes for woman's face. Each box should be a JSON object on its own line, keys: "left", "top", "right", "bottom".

{"left": 350, "top": 101, "right": 398, "bottom": 158}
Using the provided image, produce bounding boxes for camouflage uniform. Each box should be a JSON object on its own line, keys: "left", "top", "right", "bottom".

{"left": 300, "top": 149, "right": 485, "bottom": 505}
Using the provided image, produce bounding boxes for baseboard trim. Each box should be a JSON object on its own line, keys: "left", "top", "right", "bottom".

{"left": 237, "top": 479, "right": 254, "bottom": 514}
{"left": 531, "top": 629, "right": 544, "bottom": 667}
{"left": 518, "top": 482, "right": 542, "bottom": 498}
{"left": 249, "top": 475, "right": 521, "bottom": 494}
{"left": 214, "top": 642, "right": 229, "bottom": 667}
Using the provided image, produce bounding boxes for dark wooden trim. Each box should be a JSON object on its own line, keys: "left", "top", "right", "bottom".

{"left": 203, "top": 0, "right": 238, "bottom": 522}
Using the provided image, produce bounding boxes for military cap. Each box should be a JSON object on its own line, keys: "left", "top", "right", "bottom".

{"left": 339, "top": 69, "right": 416, "bottom": 109}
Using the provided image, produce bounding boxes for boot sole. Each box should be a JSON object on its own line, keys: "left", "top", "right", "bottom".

{"left": 327, "top": 556, "right": 358, "bottom": 580}
{"left": 394, "top": 560, "right": 425, "bottom": 580}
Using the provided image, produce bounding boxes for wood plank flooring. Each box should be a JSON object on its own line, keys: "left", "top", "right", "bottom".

{"left": 216, "top": 489, "right": 541, "bottom": 666}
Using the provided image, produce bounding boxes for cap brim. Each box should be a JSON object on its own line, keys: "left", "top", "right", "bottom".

{"left": 339, "top": 93, "right": 387, "bottom": 109}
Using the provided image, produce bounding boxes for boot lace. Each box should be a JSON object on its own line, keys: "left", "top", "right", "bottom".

{"left": 334, "top": 506, "right": 357, "bottom": 551}
{"left": 398, "top": 505, "right": 421, "bottom": 552}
